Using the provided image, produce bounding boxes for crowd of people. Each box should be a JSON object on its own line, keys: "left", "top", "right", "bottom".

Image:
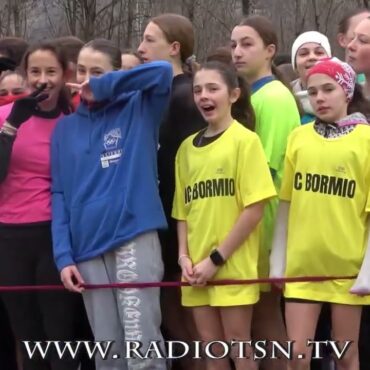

{"left": 0, "top": 7, "right": 370, "bottom": 370}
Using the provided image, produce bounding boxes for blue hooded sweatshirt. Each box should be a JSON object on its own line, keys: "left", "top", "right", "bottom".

{"left": 51, "top": 61, "right": 172, "bottom": 271}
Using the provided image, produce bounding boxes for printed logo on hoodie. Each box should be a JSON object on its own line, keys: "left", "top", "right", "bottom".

{"left": 101, "top": 128, "right": 123, "bottom": 168}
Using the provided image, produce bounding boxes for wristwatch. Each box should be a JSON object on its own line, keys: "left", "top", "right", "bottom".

{"left": 209, "top": 249, "right": 225, "bottom": 266}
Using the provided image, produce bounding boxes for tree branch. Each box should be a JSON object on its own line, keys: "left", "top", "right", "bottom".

{"left": 96, "top": 0, "right": 121, "bottom": 18}
{"left": 194, "top": 0, "right": 232, "bottom": 32}
{"left": 324, "top": 0, "right": 335, "bottom": 35}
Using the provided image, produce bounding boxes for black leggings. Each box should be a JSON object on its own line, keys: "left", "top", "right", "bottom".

{"left": 0, "top": 298, "right": 17, "bottom": 370}
{"left": 0, "top": 224, "right": 81, "bottom": 370}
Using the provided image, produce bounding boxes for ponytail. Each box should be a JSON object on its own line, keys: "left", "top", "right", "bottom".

{"left": 183, "top": 54, "right": 200, "bottom": 76}
{"left": 232, "top": 75, "right": 255, "bottom": 131}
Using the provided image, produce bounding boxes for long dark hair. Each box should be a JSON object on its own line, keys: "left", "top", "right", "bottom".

{"left": 22, "top": 42, "right": 73, "bottom": 114}
{"left": 195, "top": 61, "right": 255, "bottom": 131}
{"left": 348, "top": 84, "right": 370, "bottom": 117}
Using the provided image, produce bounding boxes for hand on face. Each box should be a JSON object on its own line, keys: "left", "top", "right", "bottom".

{"left": 66, "top": 81, "right": 95, "bottom": 103}
{"left": 6, "top": 83, "right": 49, "bottom": 128}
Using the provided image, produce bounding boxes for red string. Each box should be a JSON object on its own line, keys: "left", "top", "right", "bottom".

{"left": 0, "top": 275, "right": 357, "bottom": 292}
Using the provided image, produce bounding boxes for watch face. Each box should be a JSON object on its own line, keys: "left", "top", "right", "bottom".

{"left": 210, "top": 250, "right": 224, "bottom": 266}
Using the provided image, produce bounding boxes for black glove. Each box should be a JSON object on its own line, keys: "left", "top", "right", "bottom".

{"left": 6, "top": 84, "right": 49, "bottom": 128}
{"left": 0, "top": 57, "right": 16, "bottom": 72}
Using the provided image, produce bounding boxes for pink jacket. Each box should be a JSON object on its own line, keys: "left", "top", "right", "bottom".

{"left": 0, "top": 103, "right": 62, "bottom": 224}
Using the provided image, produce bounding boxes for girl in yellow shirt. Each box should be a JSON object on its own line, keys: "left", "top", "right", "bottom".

{"left": 271, "top": 57, "right": 370, "bottom": 370}
{"left": 173, "top": 61, "right": 276, "bottom": 370}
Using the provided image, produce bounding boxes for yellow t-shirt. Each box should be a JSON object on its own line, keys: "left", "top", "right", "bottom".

{"left": 280, "top": 123, "right": 370, "bottom": 304}
{"left": 172, "top": 121, "right": 276, "bottom": 306}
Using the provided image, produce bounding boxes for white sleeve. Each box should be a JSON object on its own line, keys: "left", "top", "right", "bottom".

{"left": 350, "top": 219, "right": 370, "bottom": 295}
{"left": 269, "top": 201, "right": 290, "bottom": 278}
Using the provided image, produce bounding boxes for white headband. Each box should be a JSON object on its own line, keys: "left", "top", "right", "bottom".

{"left": 291, "top": 31, "right": 332, "bottom": 70}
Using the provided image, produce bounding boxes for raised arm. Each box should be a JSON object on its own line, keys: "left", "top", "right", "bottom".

{"left": 89, "top": 61, "right": 172, "bottom": 102}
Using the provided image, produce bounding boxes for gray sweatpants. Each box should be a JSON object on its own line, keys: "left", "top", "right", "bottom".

{"left": 78, "top": 231, "right": 166, "bottom": 370}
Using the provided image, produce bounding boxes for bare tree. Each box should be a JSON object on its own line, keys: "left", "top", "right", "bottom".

{"left": 3, "top": 0, "right": 370, "bottom": 61}
{"left": 311, "top": 0, "right": 320, "bottom": 29}
{"left": 241, "top": 0, "right": 250, "bottom": 15}
{"left": 182, "top": 0, "right": 196, "bottom": 22}
{"left": 0, "top": 0, "right": 38, "bottom": 37}
{"left": 56, "top": 0, "right": 79, "bottom": 35}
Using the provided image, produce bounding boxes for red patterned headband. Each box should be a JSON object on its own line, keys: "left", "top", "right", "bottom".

{"left": 307, "top": 57, "right": 356, "bottom": 101}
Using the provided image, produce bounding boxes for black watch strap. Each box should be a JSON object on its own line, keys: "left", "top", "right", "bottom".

{"left": 210, "top": 249, "right": 225, "bottom": 266}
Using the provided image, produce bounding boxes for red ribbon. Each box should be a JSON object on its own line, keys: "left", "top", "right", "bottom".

{"left": 0, "top": 275, "right": 357, "bottom": 292}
